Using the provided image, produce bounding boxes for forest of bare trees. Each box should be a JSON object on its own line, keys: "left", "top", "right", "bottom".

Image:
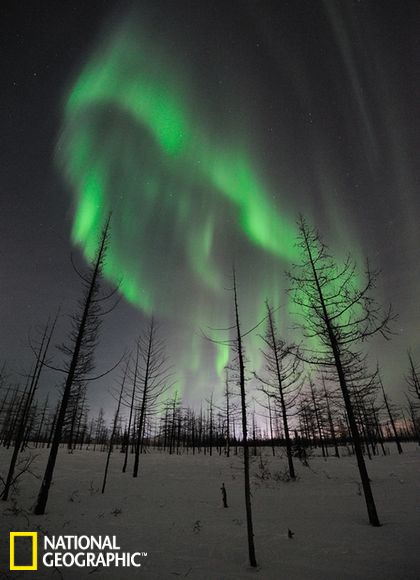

{"left": 1, "top": 216, "right": 419, "bottom": 571}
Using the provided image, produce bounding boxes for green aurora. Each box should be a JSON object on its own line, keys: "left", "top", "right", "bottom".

{"left": 57, "top": 14, "right": 368, "bottom": 400}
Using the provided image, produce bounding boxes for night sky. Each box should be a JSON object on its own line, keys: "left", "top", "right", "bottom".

{"left": 1, "top": 0, "right": 419, "bottom": 411}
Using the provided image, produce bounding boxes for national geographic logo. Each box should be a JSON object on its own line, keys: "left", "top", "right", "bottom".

{"left": 8, "top": 532, "right": 147, "bottom": 571}
{"left": 10, "top": 532, "right": 38, "bottom": 570}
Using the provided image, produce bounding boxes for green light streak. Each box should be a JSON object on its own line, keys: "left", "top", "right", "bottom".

{"left": 56, "top": 17, "right": 321, "bottom": 397}
{"left": 61, "top": 23, "right": 298, "bottom": 267}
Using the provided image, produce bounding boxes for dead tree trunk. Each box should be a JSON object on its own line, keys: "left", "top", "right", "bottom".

{"left": 123, "top": 346, "right": 138, "bottom": 473}
{"left": 133, "top": 320, "right": 153, "bottom": 478}
{"left": 233, "top": 270, "right": 257, "bottom": 567}
{"left": 102, "top": 360, "right": 128, "bottom": 493}
{"left": 34, "top": 220, "right": 110, "bottom": 515}
{"left": 380, "top": 378, "right": 403, "bottom": 454}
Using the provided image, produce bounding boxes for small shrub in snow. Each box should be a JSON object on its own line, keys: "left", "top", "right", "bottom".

{"left": 273, "top": 469, "right": 294, "bottom": 483}
{"left": 254, "top": 456, "right": 271, "bottom": 481}
{"left": 193, "top": 520, "right": 201, "bottom": 534}
{"left": 68, "top": 490, "right": 80, "bottom": 503}
{"left": 88, "top": 480, "right": 99, "bottom": 495}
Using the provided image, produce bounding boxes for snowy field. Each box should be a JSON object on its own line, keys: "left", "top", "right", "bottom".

{"left": 0, "top": 443, "right": 419, "bottom": 579}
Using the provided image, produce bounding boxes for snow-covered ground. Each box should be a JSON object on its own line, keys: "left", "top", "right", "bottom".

{"left": 0, "top": 443, "right": 419, "bottom": 579}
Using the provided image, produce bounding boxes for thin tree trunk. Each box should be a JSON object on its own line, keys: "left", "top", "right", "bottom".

{"left": 34, "top": 221, "right": 108, "bottom": 515}
{"left": 123, "top": 347, "right": 138, "bottom": 473}
{"left": 233, "top": 271, "right": 257, "bottom": 567}
{"left": 133, "top": 324, "right": 153, "bottom": 478}
{"left": 266, "top": 305, "right": 295, "bottom": 477}
{"left": 380, "top": 378, "right": 403, "bottom": 454}
{"left": 102, "top": 360, "right": 128, "bottom": 493}
{"left": 323, "top": 379, "right": 339, "bottom": 458}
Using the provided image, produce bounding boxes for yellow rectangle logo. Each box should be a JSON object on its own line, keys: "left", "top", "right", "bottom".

{"left": 10, "top": 532, "right": 38, "bottom": 570}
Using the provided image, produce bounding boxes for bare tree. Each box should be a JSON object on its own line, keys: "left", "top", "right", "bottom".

{"left": 122, "top": 345, "right": 139, "bottom": 473}
{"left": 34, "top": 393, "right": 49, "bottom": 448}
{"left": 406, "top": 351, "right": 420, "bottom": 402}
{"left": 321, "top": 376, "right": 340, "bottom": 458}
{"left": 102, "top": 359, "right": 129, "bottom": 493}
{"left": 287, "top": 216, "right": 394, "bottom": 526}
{"left": 405, "top": 396, "right": 420, "bottom": 445}
{"left": 132, "top": 318, "right": 172, "bottom": 477}
{"left": 2, "top": 317, "right": 56, "bottom": 501}
{"left": 224, "top": 372, "right": 231, "bottom": 457}
{"left": 93, "top": 408, "right": 105, "bottom": 451}
{"left": 34, "top": 217, "right": 116, "bottom": 515}
{"left": 379, "top": 375, "right": 403, "bottom": 454}
{"left": 232, "top": 269, "right": 257, "bottom": 567}
{"left": 205, "top": 392, "right": 214, "bottom": 456}
{"left": 256, "top": 301, "right": 302, "bottom": 478}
